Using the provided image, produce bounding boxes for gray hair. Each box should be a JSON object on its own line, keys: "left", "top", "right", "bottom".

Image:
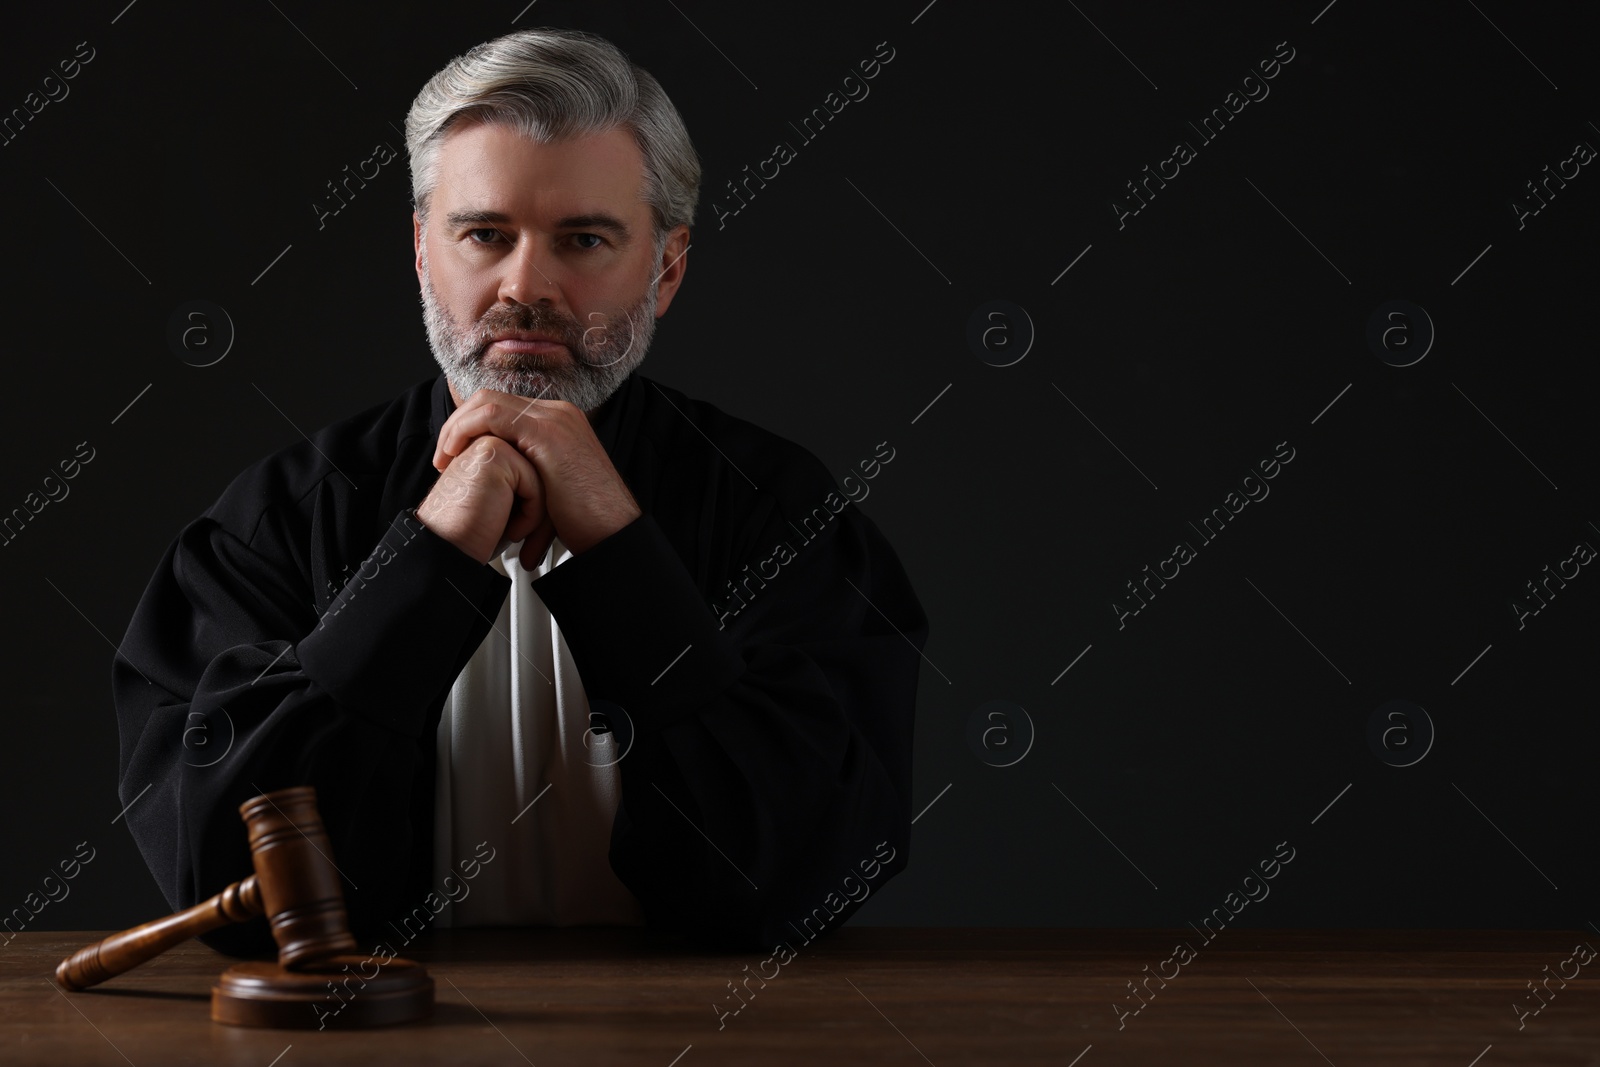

{"left": 404, "top": 27, "right": 699, "bottom": 258}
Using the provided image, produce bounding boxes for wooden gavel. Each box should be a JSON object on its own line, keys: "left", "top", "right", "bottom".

{"left": 56, "top": 785, "right": 432, "bottom": 1028}
{"left": 56, "top": 786, "right": 360, "bottom": 990}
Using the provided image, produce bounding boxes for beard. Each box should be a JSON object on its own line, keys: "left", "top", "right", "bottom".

{"left": 418, "top": 244, "right": 658, "bottom": 415}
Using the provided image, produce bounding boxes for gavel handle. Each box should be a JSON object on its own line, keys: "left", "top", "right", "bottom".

{"left": 54, "top": 875, "right": 263, "bottom": 991}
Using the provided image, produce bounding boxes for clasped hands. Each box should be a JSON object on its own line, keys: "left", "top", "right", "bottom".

{"left": 415, "top": 390, "right": 642, "bottom": 570}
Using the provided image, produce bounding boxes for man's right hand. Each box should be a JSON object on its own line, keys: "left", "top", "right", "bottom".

{"left": 416, "top": 435, "right": 555, "bottom": 568}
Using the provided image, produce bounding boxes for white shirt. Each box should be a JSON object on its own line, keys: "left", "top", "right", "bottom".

{"left": 431, "top": 535, "right": 645, "bottom": 927}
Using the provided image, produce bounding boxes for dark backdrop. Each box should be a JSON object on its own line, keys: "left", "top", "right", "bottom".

{"left": 2, "top": 0, "right": 1595, "bottom": 935}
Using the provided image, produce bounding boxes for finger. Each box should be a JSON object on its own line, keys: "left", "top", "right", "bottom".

{"left": 437, "top": 421, "right": 540, "bottom": 477}
{"left": 438, "top": 402, "right": 531, "bottom": 466}
{"left": 489, "top": 437, "right": 548, "bottom": 547}
{"left": 433, "top": 390, "right": 491, "bottom": 467}
{"left": 518, "top": 516, "right": 556, "bottom": 571}
{"left": 502, "top": 505, "right": 543, "bottom": 548}
{"left": 435, "top": 397, "right": 553, "bottom": 467}
{"left": 493, "top": 436, "right": 546, "bottom": 509}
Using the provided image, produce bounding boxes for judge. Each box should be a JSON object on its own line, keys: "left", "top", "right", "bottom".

{"left": 112, "top": 27, "right": 928, "bottom": 953}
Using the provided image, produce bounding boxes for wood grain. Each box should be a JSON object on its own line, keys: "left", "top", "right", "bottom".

{"left": 4, "top": 928, "right": 1596, "bottom": 1065}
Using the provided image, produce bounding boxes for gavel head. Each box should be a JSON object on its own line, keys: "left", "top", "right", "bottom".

{"left": 240, "top": 786, "right": 360, "bottom": 969}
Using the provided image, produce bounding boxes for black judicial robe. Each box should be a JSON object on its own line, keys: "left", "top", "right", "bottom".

{"left": 112, "top": 370, "right": 927, "bottom": 954}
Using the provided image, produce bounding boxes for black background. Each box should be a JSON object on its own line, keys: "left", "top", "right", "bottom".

{"left": 1, "top": 0, "right": 1595, "bottom": 937}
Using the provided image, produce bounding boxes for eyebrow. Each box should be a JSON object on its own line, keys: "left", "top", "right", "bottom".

{"left": 443, "top": 209, "right": 632, "bottom": 242}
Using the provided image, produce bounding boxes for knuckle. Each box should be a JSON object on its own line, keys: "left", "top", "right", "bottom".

{"left": 465, "top": 436, "right": 503, "bottom": 467}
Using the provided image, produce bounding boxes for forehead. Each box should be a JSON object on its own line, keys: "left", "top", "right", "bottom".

{"left": 431, "top": 120, "right": 646, "bottom": 220}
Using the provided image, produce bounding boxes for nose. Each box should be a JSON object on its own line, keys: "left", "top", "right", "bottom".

{"left": 498, "top": 235, "right": 560, "bottom": 307}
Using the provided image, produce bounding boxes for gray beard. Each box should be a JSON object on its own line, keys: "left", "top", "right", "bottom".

{"left": 418, "top": 247, "right": 657, "bottom": 415}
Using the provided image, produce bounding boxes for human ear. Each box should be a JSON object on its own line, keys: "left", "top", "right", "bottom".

{"left": 652, "top": 224, "right": 692, "bottom": 316}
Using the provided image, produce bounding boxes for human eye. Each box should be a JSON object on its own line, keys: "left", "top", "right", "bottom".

{"left": 466, "top": 228, "right": 506, "bottom": 246}
{"left": 569, "top": 232, "right": 604, "bottom": 250}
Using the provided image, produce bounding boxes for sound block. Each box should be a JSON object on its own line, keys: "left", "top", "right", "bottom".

{"left": 211, "top": 955, "right": 433, "bottom": 1029}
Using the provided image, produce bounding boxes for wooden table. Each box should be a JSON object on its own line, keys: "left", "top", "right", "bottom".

{"left": 3, "top": 928, "right": 1595, "bottom": 1065}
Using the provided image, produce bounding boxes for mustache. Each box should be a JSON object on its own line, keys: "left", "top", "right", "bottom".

{"left": 470, "top": 308, "right": 583, "bottom": 358}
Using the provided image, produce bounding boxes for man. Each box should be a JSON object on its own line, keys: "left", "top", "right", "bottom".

{"left": 113, "top": 27, "right": 927, "bottom": 953}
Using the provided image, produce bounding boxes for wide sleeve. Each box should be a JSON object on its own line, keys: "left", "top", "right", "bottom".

{"left": 113, "top": 502, "right": 510, "bottom": 956}
{"left": 530, "top": 501, "right": 928, "bottom": 951}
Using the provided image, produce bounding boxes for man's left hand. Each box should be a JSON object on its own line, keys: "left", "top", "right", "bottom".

{"left": 433, "top": 389, "right": 642, "bottom": 559}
